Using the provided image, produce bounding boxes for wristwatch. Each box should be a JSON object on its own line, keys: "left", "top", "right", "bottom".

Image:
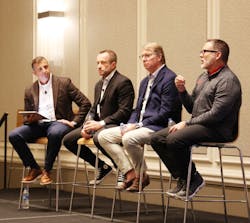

{"left": 135, "top": 122, "right": 143, "bottom": 129}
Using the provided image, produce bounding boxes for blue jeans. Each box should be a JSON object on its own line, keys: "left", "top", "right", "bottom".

{"left": 9, "top": 121, "right": 72, "bottom": 171}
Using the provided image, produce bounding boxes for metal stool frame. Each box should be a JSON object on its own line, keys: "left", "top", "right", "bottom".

{"left": 164, "top": 143, "right": 250, "bottom": 223}
{"left": 69, "top": 138, "right": 117, "bottom": 218}
{"left": 18, "top": 138, "right": 64, "bottom": 212}
{"left": 111, "top": 145, "right": 166, "bottom": 223}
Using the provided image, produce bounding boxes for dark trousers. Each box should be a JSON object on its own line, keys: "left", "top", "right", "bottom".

{"left": 9, "top": 121, "right": 72, "bottom": 172}
{"left": 151, "top": 124, "right": 227, "bottom": 180}
{"left": 63, "top": 126, "right": 117, "bottom": 169}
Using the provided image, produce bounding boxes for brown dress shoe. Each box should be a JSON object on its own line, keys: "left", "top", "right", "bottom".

{"left": 116, "top": 177, "right": 135, "bottom": 190}
{"left": 40, "top": 170, "right": 52, "bottom": 185}
{"left": 127, "top": 174, "right": 150, "bottom": 192}
{"left": 22, "top": 168, "right": 42, "bottom": 183}
{"left": 116, "top": 169, "right": 136, "bottom": 190}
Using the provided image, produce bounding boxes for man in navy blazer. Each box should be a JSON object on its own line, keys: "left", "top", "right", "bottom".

{"left": 98, "top": 42, "right": 181, "bottom": 192}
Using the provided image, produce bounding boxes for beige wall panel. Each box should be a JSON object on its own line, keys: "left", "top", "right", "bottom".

{"left": 36, "top": 0, "right": 80, "bottom": 87}
{"left": 63, "top": 0, "right": 80, "bottom": 86}
{"left": 147, "top": 0, "right": 207, "bottom": 84}
{"left": 86, "top": 0, "right": 137, "bottom": 101}
{"left": 147, "top": 0, "right": 207, "bottom": 120}
{"left": 0, "top": 0, "right": 33, "bottom": 135}
{"left": 220, "top": 0, "right": 250, "bottom": 155}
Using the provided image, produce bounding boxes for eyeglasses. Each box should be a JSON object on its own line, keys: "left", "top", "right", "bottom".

{"left": 200, "top": 49, "right": 218, "bottom": 54}
{"left": 34, "top": 65, "right": 49, "bottom": 72}
{"left": 139, "top": 53, "right": 156, "bottom": 60}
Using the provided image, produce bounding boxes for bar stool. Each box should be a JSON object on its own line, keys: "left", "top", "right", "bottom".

{"left": 13, "top": 109, "right": 78, "bottom": 211}
{"left": 111, "top": 144, "right": 166, "bottom": 223}
{"left": 18, "top": 137, "right": 63, "bottom": 212}
{"left": 69, "top": 137, "right": 116, "bottom": 217}
{"left": 164, "top": 143, "right": 250, "bottom": 223}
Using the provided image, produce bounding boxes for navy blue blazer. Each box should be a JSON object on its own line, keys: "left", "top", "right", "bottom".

{"left": 128, "top": 65, "right": 181, "bottom": 131}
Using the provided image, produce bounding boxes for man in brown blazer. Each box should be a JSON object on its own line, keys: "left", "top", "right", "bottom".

{"left": 9, "top": 56, "right": 91, "bottom": 185}
{"left": 63, "top": 49, "right": 135, "bottom": 185}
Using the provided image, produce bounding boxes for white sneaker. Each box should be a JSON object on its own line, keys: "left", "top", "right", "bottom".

{"left": 117, "top": 171, "right": 125, "bottom": 187}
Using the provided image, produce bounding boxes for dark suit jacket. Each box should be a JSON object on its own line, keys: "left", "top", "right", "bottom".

{"left": 89, "top": 70, "right": 135, "bottom": 125}
{"left": 24, "top": 75, "right": 91, "bottom": 127}
{"left": 128, "top": 65, "right": 181, "bottom": 131}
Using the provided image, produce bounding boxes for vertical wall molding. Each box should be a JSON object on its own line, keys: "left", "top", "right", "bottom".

{"left": 79, "top": 0, "right": 88, "bottom": 94}
{"left": 32, "top": 0, "right": 37, "bottom": 82}
{"left": 207, "top": 0, "right": 220, "bottom": 38}
{"left": 136, "top": 0, "right": 147, "bottom": 88}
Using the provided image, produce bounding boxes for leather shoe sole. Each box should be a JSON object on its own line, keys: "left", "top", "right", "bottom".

{"left": 40, "top": 171, "right": 53, "bottom": 185}
{"left": 22, "top": 169, "right": 42, "bottom": 183}
{"left": 127, "top": 174, "right": 150, "bottom": 192}
{"left": 116, "top": 177, "right": 135, "bottom": 190}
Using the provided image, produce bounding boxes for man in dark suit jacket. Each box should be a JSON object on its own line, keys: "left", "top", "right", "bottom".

{"left": 63, "top": 49, "right": 135, "bottom": 185}
{"left": 9, "top": 56, "right": 91, "bottom": 185}
{"left": 98, "top": 42, "right": 182, "bottom": 192}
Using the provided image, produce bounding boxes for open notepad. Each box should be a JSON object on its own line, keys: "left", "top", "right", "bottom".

{"left": 18, "top": 111, "right": 48, "bottom": 120}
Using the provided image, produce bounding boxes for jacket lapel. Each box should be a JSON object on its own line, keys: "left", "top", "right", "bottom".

{"left": 100, "top": 71, "right": 117, "bottom": 104}
{"left": 96, "top": 80, "right": 103, "bottom": 104}
{"left": 33, "top": 81, "right": 39, "bottom": 111}
{"left": 52, "top": 75, "right": 58, "bottom": 109}
{"left": 150, "top": 66, "right": 165, "bottom": 91}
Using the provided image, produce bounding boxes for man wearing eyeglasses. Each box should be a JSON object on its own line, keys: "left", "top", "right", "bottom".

{"left": 151, "top": 39, "right": 242, "bottom": 199}
{"left": 98, "top": 42, "right": 182, "bottom": 192}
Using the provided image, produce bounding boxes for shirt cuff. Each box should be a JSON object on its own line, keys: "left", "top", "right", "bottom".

{"left": 72, "top": 121, "right": 77, "bottom": 127}
{"left": 135, "top": 122, "right": 143, "bottom": 128}
{"left": 99, "top": 120, "right": 106, "bottom": 126}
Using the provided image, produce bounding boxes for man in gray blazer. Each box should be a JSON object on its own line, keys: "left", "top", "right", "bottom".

{"left": 9, "top": 56, "right": 91, "bottom": 185}
{"left": 63, "top": 49, "right": 135, "bottom": 185}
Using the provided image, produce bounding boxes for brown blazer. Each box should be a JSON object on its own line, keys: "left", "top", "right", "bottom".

{"left": 89, "top": 71, "right": 134, "bottom": 125}
{"left": 24, "top": 75, "right": 91, "bottom": 127}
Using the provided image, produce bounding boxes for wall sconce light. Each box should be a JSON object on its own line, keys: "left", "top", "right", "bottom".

{"left": 38, "top": 11, "right": 64, "bottom": 19}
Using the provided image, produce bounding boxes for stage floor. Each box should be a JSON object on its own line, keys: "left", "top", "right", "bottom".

{"left": 0, "top": 188, "right": 248, "bottom": 223}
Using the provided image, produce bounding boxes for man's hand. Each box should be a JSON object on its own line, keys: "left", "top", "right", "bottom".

{"left": 168, "top": 121, "right": 187, "bottom": 133}
{"left": 83, "top": 120, "right": 102, "bottom": 133}
{"left": 81, "top": 128, "right": 92, "bottom": 139}
{"left": 58, "top": 119, "right": 75, "bottom": 128}
{"left": 120, "top": 123, "right": 137, "bottom": 135}
{"left": 175, "top": 75, "right": 186, "bottom": 93}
